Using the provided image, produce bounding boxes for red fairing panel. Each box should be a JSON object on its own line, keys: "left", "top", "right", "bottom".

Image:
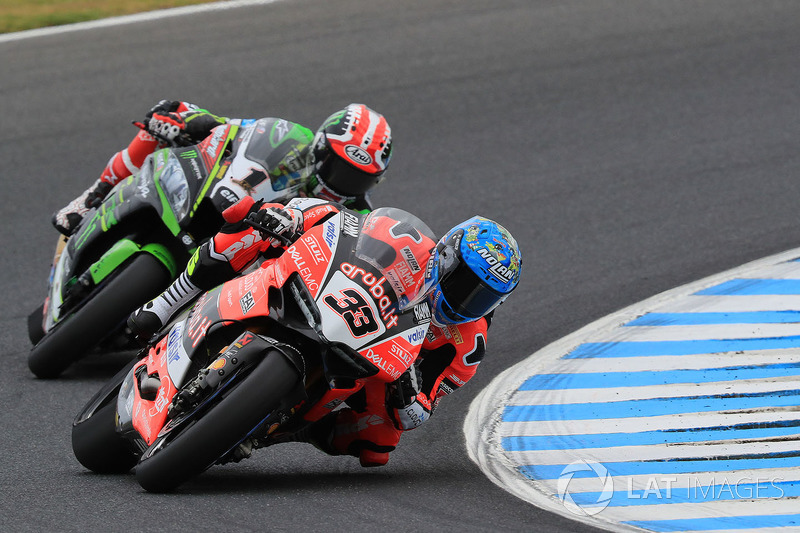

{"left": 131, "top": 335, "right": 179, "bottom": 446}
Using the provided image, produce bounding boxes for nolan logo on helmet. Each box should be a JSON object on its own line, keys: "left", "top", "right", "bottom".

{"left": 476, "top": 248, "right": 514, "bottom": 284}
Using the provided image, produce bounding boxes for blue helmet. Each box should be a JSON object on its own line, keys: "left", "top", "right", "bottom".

{"left": 425, "top": 216, "right": 522, "bottom": 326}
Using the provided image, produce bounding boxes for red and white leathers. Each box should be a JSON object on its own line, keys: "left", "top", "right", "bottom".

{"left": 53, "top": 101, "right": 228, "bottom": 235}
{"left": 320, "top": 317, "right": 488, "bottom": 467}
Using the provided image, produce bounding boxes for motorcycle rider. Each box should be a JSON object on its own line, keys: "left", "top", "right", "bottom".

{"left": 305, "top": 216, "right": 522, "bottom": 466}
{"left": 128, "top": 201, "right": 522, "bottom": 467}
{"left": 52, "top": 100, "right": 392, "bottom": 235}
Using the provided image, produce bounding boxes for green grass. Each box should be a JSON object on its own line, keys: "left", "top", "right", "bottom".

{"left": 1, "top": 0, "right": 221, "bottom": 33}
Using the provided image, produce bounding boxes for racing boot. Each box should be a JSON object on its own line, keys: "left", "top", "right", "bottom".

{"left": 277, "top": 412, "right": 390, "bottom": 466}
{"left": 52, "top": 179, "right": 113, "bottom": 236}
{"left": 127, "top": 270, "right": 201, "bottom": 341}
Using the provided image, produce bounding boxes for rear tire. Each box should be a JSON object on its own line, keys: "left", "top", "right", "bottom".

{"left": 28, "top": 254, "right": 170, "bottom": 379}
{"left": 135, "top": 350, "right": 300, "bottom": 493}
{"left": 72, "top": 399, "right": 138, "bottom": 474}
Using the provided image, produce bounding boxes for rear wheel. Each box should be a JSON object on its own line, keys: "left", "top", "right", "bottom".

{"left": 135, "top": 350, "right": 301, "bottom": 493}
{"left": 28, "top": 253, "right": 171, "bottom": 379}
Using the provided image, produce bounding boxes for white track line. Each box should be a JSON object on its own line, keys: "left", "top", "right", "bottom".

{"left": 0, "top": 0, "right": 287, "bottom": 44}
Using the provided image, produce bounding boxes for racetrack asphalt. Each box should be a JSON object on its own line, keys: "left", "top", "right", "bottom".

{"left": 2, "top": 1, "right": 800, "bottom": 531}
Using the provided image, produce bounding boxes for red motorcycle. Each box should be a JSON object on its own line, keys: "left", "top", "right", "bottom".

{"left": 71, "top": 207, "right": 437, "bottom": 492}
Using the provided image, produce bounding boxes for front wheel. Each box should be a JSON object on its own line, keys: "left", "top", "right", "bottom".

{"left": 28, "top": 253, "right": 170, "bottom": 379}
{"left": 135, "top": 349, "right": 301, "bottom": 493}
{"left": 72, "top": 359, "right": 139, "bottom": 473}
{"left": 72, "top": 400, "right": 138, "bottom": 474}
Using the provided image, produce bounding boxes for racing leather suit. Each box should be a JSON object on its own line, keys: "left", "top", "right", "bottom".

{"left": 53, "top": 100, "right": 372, "bottom": 235}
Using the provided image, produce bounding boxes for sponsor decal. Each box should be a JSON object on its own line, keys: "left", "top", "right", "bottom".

{"left": 304, "top": 235, "right": 326, "bottom": 265}
{"left": 240, "top": 291, "right": 255, "bottom": 315}
{"left": 448, "top": 373, "right": 466, "bottom": 386}
{"left": 363, "top": 347, "right": 402, "bottom": 380}
{"left": 151, "top": 383, "right": 170, "bottom": 414}
{"left": 340, "top": 261, "right": 398, "bottom": 329}
{"left": 413, "top": 303, "right": 431, "bottom": 324}
{"left": 448, "top": 325, "right": 464, "bottom": 344}
{"left": 216, "top": 187, "right": 239, "bottom": 206}
{"left": 342, "top": 212, "right": 360, "bottom": 238}
{"left": 476, "top": 247, "right": 513, "bottom": 284}
{"left": 235, "top": 332, "right": 255, "bottom": 347}
{"left": 424, "top": 255, "right": 436, "bottom": 281}
{"left": 137, "top": 180, "right": 150, "bottom": 198}
{"left": 166, "top": 322, "right": 184, "bottom": 365}
{"left": 303, "top": 204, "right": 336, "bottom": 224}
{"left": 220, "top": 230, "right": 262, "bottom": 259}
{"left": 344, "top": 145, "right": 372, "bottom": 166}
{"left": 405, "top": 326, "right": 427, "bottom": 346}
{"left": 438, "top": 381, "right": 454, "bottom": 395}
{"left": 186, "top": 306, "right": 212, "bottom": 348}
{"left": 324, "top": 220, "right": 337, "bottom": 249}
{"left": 179, "top": 150, "right": 198, "bottom": 159}
{"left": 272, "top": 119, "right": 290, "bottom": 144}
{"left": 400, "top": 246, "right": 422, "bottom": 273}
{"left": 287, "top": 246, "right": 320, "bottom": 292}
{"left": 390, "top": 341, "right": 415, "bottom": 366}
{"left": 402, "top": 403, "right": 428, "bottom": 428}
{"left": 189, "top": 159, "right": 203, "bottom": 181}
{"left": 210, "top": 358, "right": 226, "bottom": 370}
{"left": 384, "top": 263, "right": 416, "bottom": 296}
{"left": 205, "top": 127, "right": 227, "bottom": 158}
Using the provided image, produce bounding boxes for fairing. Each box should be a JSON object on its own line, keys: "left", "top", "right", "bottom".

{"left": 125, "top": 208, "right": 436, "bottom": 446}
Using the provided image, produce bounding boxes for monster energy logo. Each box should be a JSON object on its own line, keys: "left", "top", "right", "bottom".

{"left": 180, "top": 150, "right": 198, "bottom": 159}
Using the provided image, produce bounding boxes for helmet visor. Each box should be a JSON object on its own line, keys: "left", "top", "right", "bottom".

{"left": 437, "top": 246, "right": 508, "bottom": 319}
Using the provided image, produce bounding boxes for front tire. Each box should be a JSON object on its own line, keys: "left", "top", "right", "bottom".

{"left": 135, "top": 350, "right": 301, "bottom": 493}
{"left": 28, "top": 253, "right": 170, "bottom": 379}
{"left": 27, "top": 304, "right": 45, "bottom": 345}
{"left": 72, "top": 399, "right": 138, "bottom": 474}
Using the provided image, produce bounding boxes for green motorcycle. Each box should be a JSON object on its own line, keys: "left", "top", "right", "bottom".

{"left": 28, "top": 118, "right": 314, "bottom": 378}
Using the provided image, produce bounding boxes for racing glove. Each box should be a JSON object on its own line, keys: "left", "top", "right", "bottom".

{"left": 246, "top": 206, "right": 302, "bottom": 247}
{"left": 146, "top": 111, "right": 190, "bottom": 146}
{"left": 388, "top": 365, "right": 432, "bottom": 430}
{"left": 145, "top": 99, "right": 182, "bottom": 119}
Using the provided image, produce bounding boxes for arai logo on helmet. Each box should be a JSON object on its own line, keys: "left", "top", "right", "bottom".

{"left": 344, "top": 145, "right": 373, "bottom": 166}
